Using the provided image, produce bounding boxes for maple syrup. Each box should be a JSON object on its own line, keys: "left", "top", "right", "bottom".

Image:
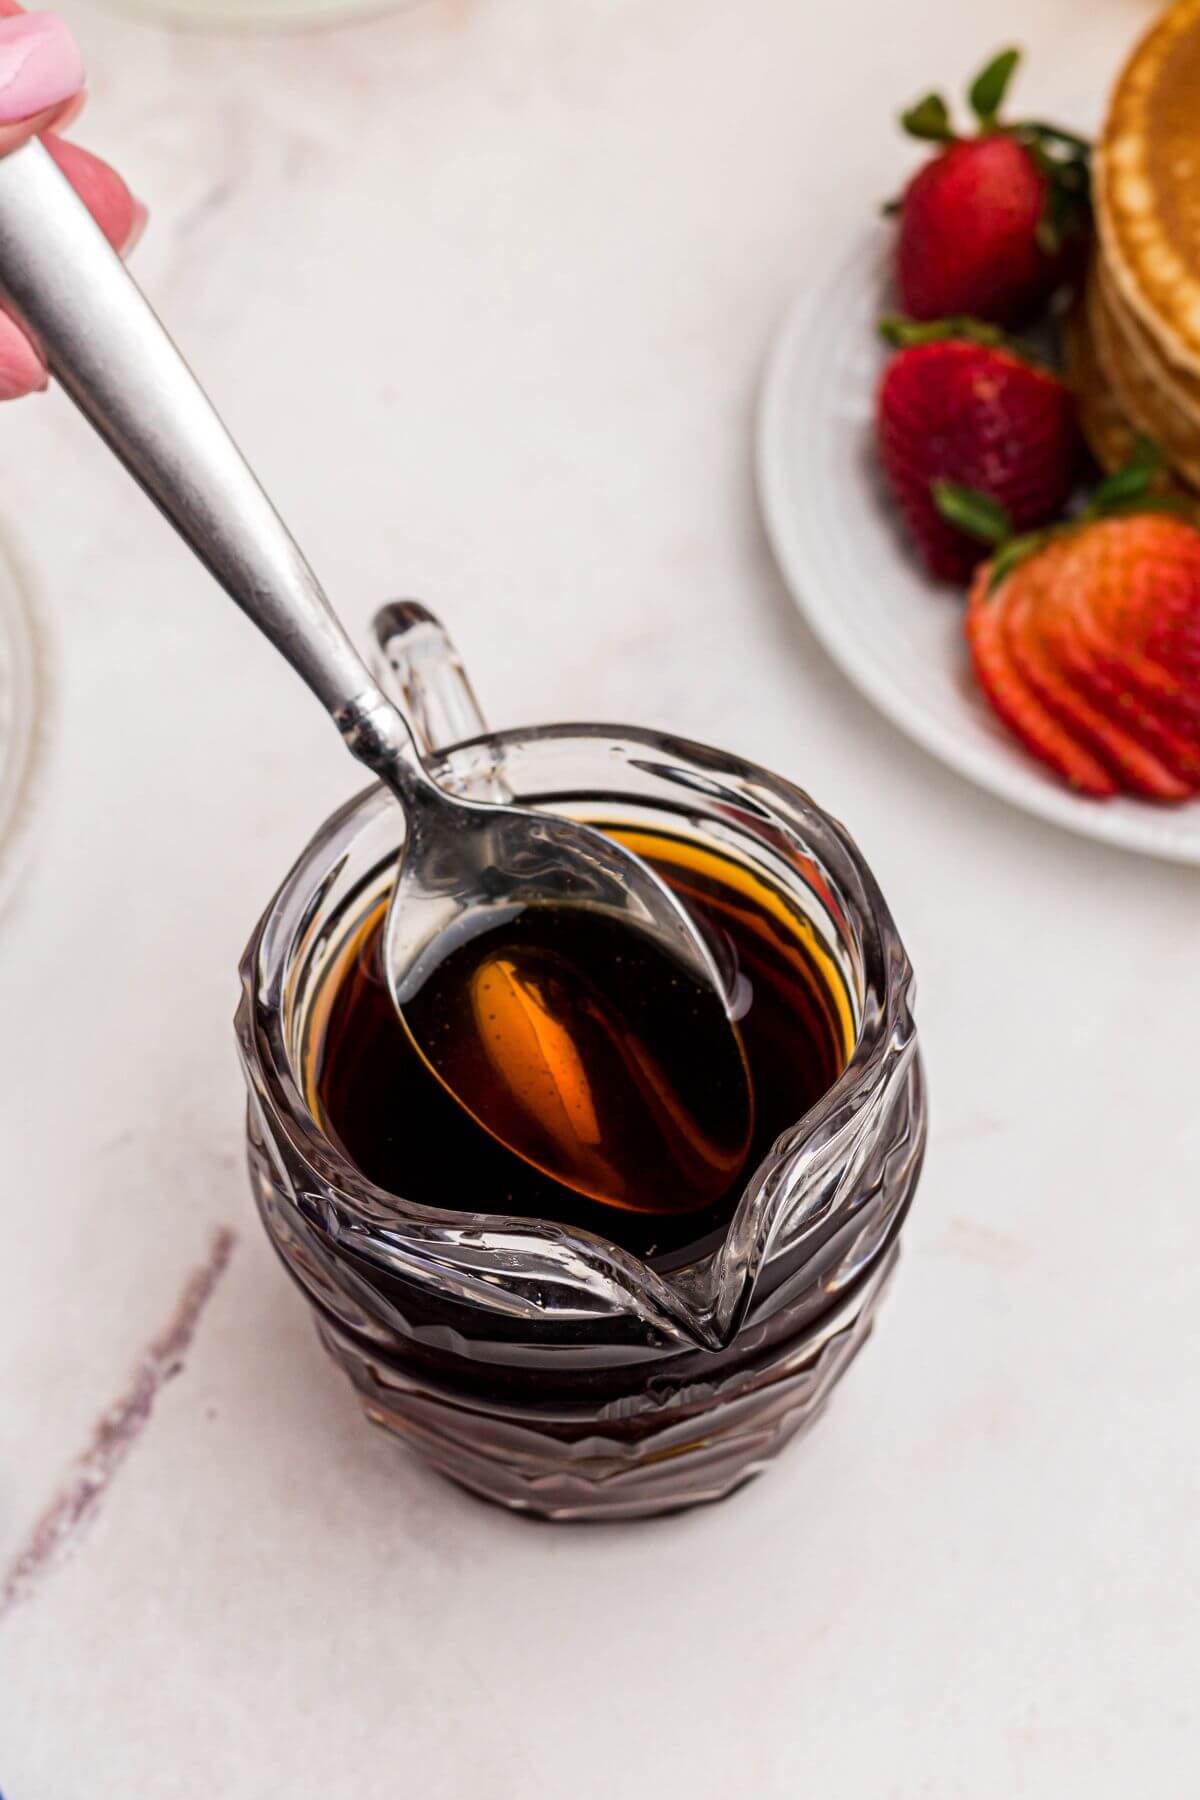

{"left": 305, "top": 825, "right": 854, "bottom": 1263}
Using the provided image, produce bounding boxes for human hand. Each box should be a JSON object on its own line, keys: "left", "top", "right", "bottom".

{"left": 0, "top": 4, "right": 144, "bottom": 397}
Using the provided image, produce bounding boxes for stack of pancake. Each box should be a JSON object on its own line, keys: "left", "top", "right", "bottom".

{"left": 1068, "top": 0, "right": 1200, "bottom": 490}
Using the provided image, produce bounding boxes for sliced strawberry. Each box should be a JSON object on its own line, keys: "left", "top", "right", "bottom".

{"left": 966, "top": 495, "right": 1200, "bottom": 801}
{"left": 1003, "top": 564, "right": 1192, "bottom": 799}
{"left": 965, "top": 568, "right": 1117, "bottom": 795}
{"left": 1072, "top": 602, "right": 1200, "bottom": 737}
{"left": 1145, "top": 601, "right": 1200, "bottom": 684}
{"left": 1037, "top": 588, "right": 1200, "bottom": 785}
{"left": 1059, "top": 516, "right": 1200, "bottom": 735}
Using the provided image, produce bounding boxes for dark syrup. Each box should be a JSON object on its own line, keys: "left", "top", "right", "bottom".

{"left": 306, "top": 826, "right": 853, "bottom": 1265}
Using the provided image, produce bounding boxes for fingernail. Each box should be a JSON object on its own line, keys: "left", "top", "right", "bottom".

{"left": 122, "top": 197, "right": 149, "bottom": 256}
{"left": 0, "top": 13, "right": 84, "bottom": 126}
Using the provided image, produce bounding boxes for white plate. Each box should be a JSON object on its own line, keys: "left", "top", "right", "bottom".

{"left": 0, "top": 535, "right": 47, "bottom": 910}
{"left": 756, "top": 224, "right": 1200, "bottom": 866}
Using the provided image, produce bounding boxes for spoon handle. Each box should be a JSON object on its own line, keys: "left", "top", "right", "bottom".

{"left": 0, "top": 138, "right": 411, "bottom": 779}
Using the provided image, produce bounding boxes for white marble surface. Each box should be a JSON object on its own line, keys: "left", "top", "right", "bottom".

{"left": 2, "top": 0, "right": 1197, "bottom": 1792}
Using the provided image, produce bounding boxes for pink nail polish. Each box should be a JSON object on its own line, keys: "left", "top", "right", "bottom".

{"left": 0, "top": 13, "right": 84, "bottom": 126}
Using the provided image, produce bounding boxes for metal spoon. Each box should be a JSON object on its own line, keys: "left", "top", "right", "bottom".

{"left": 0, "top": 141, "right": 743, "bottom": 1162}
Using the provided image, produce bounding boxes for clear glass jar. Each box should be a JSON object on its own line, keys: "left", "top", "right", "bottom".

{"left": 237, "top": 605, "right": 927, "bottom": 1520}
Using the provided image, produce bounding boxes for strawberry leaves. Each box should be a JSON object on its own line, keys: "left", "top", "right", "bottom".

{"left": 985, "top": 531, "right": 1053, "bottom": 591}
{"left": 928, "top": 481, "right": 1048, "bottom": 592}
{"left": 900, "top": 92, "right": 955, "bottom": 143}
{"left": 898, "top": 47, "right": 1022, "bottom": 144}
{"left": 879, "top": 314, "right": 1008, "bottom": 350}
{"left": 968, "top": 48, "right": 1020, "bottom": 128}
{"left": 1012, "top": 122, "right": 1092, "bottom": 254}
{"left": 1082, "top": 436, "right": 1162, "bottom": 515}
{"left": 932, "top": 482, "right": 1014, "bottom": 544}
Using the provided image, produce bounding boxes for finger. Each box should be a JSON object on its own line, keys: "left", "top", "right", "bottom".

{"left": 0, "top": 308, "right": 46, "bottom": 398}
{"left": 43, "top": 132, "right": 144, "bottom": 253}
{"left": 0, "top": 89, "right": 79, "bottom": 155}
{"left": 0, "top": 13, "right": 84, "bottom": 152}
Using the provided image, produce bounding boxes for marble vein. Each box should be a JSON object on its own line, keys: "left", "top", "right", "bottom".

{"left": 0, "top": 1225, "right": 236, "bottom": 1623}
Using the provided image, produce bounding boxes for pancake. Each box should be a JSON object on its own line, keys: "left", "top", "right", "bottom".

{"left": 1097, "top": 255, "right": 1200, "bottom": 429}
{"left": 1090, "top": 265, "right": 1200, "bottom": 447}
{"left": 1095, "top": 0, "right": 1200, "bottom": 378}
{"left": 1086, "top": 263, "right": 1200, "bottom": 490}
{"left": 1063, "top": 295, "right": 1140, "bottom": 474}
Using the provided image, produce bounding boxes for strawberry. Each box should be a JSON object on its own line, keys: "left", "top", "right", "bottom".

{"left": 892, "top": 49, "right": 1090, "bottom": 325}
{"left": 876, "top": 319, "right": 1079, "bottom": 583}
{"left": 999, "top": 547, "right": 1191, "bottom": 799}
{"left": 964, "top": 455, "right": 1200, "bottom": 800}
{"left": 1033, "top": 531, "right": 1200, "bottom": 783}
{"left": 964, "top": 563, "right": 1117, "bottom": 796}
{"left": 1039, "top": 599, "right": 1200, "bottom": 786}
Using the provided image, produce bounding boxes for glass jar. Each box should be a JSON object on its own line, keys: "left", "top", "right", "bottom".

{"left": 236, "top": 604, "right": 927, "bottom": 1520}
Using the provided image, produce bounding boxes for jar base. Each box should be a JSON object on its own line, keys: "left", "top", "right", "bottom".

{"left": 316, "top": 1248, "right": 898, "bottom": 1522}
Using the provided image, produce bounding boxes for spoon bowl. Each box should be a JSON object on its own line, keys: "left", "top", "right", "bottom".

{"left": 384, "top": 751, "right": 753, "bottom": 1207}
